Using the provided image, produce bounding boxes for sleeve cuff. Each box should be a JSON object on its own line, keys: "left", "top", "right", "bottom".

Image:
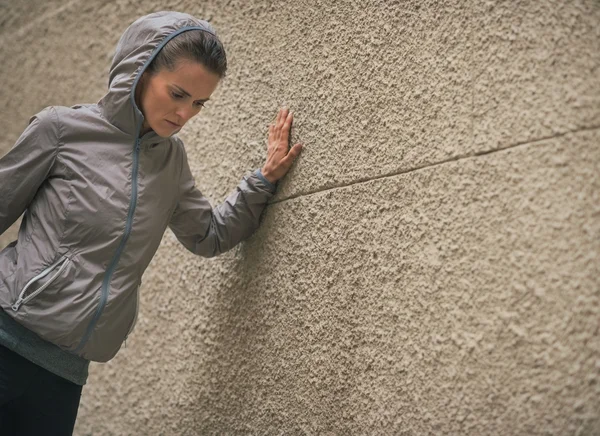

{"left": 254, "top": 168, "right": 278, "bottom": 192}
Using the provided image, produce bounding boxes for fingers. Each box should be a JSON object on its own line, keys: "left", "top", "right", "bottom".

{"left": 281, "top": 143, "right": 303, "bottom": 167}
{"left": 269, "top": 107, "right": 299, "bottom": 159}
{"left": 269, "top": 108, "right": 291, "bottom": 150}
{"left": 281, "top": 111, "right": 292, "bottom": 144}
{"left": 268, "top": 124, "right": 274, "bottom": 145}
{"left": 275, "top": 107, "right": 289, "bottom": 129}
{"left": 275, "top": 107, "right": 285, "bottom": 128}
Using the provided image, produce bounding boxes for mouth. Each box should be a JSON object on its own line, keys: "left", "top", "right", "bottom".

{"left": 166, "top": 120, "right": 181, "bottom": 128}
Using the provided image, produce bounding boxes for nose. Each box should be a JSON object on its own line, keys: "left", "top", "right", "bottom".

{"left": 174, "top": 106, "right": 196, "bottom": 125}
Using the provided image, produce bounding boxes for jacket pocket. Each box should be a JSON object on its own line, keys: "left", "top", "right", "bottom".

{"left": 11, "top": 255, "right": 71, "bottom": 312}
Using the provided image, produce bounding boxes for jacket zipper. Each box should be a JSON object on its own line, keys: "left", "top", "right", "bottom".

{"left": 74, "top": 137, "right": 141, "bottom": 353}
{"left": 12, "top": 256, "right": 70, "bottom": 312}
{"left": 72, "top": 27, "right": 206, "bottom": 354}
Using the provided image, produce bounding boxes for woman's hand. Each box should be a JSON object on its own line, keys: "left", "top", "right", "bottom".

{"left": 261, "top": 107, "right": 303, "bottom": 184}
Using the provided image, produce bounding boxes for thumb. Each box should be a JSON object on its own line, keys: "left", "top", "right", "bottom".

{"left": 283, "top": 143, "right": 303, "bottom": 165}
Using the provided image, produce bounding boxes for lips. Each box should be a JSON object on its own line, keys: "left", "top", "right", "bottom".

{"left": 166, "top": 120, "right": 180, "bottom": 127}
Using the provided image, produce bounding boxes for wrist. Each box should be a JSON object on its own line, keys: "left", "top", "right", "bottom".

{"left": 256, "top": 168, "right": 277, "bottom": 190}
{"left": 260, "top": 167, "right": 277, "bottom": 185}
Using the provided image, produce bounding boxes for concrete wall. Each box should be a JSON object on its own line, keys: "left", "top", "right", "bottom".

{"left": 1, "top": 1, "right": 599, "bottom": 434}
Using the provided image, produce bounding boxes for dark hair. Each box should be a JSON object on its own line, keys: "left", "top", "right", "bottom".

{"left": 146, "top": 29, "right": 227, "bottom": 78}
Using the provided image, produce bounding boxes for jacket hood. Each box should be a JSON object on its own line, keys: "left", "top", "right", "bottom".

{"left": 97, "top": 11, "right": 216, "bottom": 140}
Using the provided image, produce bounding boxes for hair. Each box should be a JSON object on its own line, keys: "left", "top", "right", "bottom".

{"left": 145, "top": 29, "right": 227, "bottom": 78}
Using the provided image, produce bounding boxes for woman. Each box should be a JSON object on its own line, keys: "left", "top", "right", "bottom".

{"left": 0, "top": 10, "right": 302, "bottom": 435}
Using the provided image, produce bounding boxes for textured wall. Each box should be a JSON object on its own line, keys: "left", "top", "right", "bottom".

{"left": 1, "top": 1, "right": 599, "bottom": 434}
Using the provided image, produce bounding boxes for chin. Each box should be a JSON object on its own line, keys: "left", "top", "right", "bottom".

{"left": 152, "top": 122, "right": 181, "bottom": 137}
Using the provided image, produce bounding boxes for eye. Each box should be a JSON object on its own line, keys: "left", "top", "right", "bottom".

{"left": 171, "top": 91, "right": 184, "bottom": 100}
{"left": 195, "top": 102, "right": 205, "bottom": 109}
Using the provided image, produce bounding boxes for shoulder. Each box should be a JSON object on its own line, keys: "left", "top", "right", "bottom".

{"left": 24, "top": 106, "right": 62, "bottom": 145}
{"left": 31, "top": 105, "right": 78, "bottom": 138}
{"left": 168, "top": 134, "right": 189, "bottom": 162}
{"left": 28, "top": 104, "right": 96, "bottom": 147}
{"left": 39, "top": 104, "right": 119, "bottom": 143}
{"left": 29, "top": 105, "right": 59, "bottom": 127}
{"left": 48, "top": 103, "right": 105, "bottom": 124}
{"left": 169, "top": 134, "right": 185, "bottom": 151}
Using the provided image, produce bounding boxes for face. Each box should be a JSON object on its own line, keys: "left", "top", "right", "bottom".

{"left": 135, "top": 59, "right": 221, "bottom": 137}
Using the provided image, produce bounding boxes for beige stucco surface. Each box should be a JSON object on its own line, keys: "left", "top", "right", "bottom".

{"left": 0, "top": 1, "right": 598, "bottom": 434}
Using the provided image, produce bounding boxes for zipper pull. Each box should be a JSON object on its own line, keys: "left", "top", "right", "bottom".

{"left": 11, "top": 298, "right": 23, "bottom": 312}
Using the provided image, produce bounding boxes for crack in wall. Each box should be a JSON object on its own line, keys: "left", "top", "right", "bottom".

{"left": 270, "top": 124, "right": 600, "bottom": 205}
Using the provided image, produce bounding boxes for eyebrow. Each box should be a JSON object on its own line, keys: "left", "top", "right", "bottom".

{"left": 172, "top": 84, "right": 210, "bottom": 103}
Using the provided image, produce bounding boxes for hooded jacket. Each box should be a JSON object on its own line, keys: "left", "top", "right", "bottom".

{"left": 0, "top": 11, "right": 276, "bottom": 362}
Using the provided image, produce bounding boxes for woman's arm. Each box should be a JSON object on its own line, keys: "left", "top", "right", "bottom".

{"left": 168, "top": 150, "right": 277, "bottom": 257}
{"left": 0, "top": 107, "right": 59, "bottom": 236}
{"left": 168, "top": 107, "right": 303, "bottom": 257}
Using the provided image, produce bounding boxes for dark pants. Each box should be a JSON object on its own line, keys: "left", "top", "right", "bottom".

{"left": 0, "top": 343, "right": 82, "bottom": 436}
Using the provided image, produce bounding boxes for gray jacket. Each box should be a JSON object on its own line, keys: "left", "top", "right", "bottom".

{"left": 0, "top": 11, "right": 276, "bottom": 362}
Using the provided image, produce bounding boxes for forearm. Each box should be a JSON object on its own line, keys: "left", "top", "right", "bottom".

{"left": 170, "top": 170, "right": 275, "bottom": 257}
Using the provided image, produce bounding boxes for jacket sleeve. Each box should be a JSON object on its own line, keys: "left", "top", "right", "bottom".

{"left": 0, "top": 107, "right": 59, "bottom": 236}
{"left": 168, "top": 142, "right": 277, "bottom": 258}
